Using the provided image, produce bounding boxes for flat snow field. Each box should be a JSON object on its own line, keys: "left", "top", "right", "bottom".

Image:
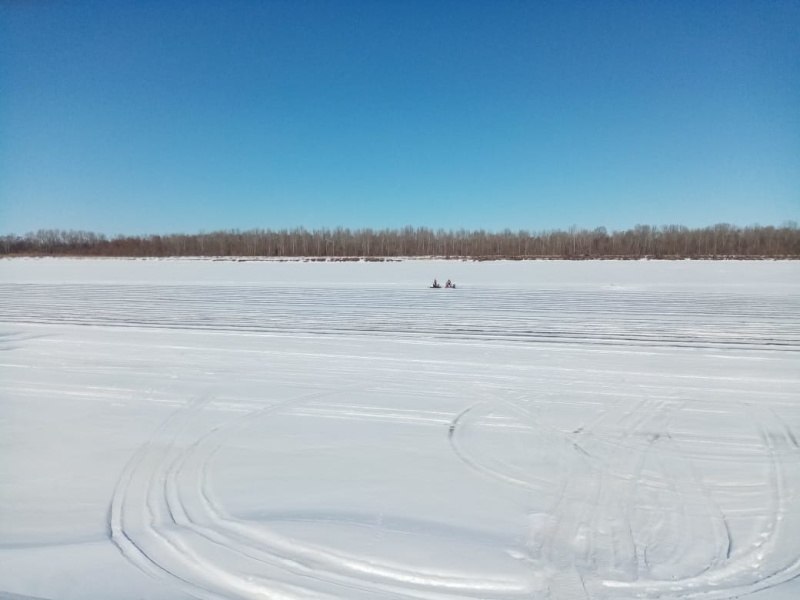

{"left": 1, "top": 258, "right": 799, "bottom": 600}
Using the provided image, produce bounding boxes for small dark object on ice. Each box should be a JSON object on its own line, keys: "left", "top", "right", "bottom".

{"left": 430, "top": 279, "right": 456, "bottom": 289}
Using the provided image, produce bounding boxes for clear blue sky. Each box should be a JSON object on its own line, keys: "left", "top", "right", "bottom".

{"left": 1, "top": 1, "right": 798, "bottom": 235}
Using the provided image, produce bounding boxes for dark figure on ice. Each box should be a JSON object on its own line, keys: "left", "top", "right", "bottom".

{"left": 431, "top": 279, "right": 441, "bottom": 288}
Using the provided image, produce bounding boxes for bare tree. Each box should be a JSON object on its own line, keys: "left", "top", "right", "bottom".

{"left": 2, "top": 224, "right": 798, "bottom": 259}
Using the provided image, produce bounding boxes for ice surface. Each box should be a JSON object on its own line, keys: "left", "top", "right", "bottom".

{"left": 0, "top": 258, "right": 799, "bottom": 599}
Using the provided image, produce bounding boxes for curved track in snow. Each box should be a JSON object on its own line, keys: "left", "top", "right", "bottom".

{"left": 109, "top": 392, "right": 535, "bottom": 600}
{"left": 2, "top": 261, "right": 799, "bottom": 599}
{"left": 449, "top": 397, "right": 800, "bottom": 599}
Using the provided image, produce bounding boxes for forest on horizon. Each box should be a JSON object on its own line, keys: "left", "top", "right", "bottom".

{"left": 2, "top": 223, "right": 799, "bottom": 260}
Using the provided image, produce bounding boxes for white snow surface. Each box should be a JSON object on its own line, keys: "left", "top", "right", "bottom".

{"left": 1, "top": 257, "right": 799, "bottom": 600}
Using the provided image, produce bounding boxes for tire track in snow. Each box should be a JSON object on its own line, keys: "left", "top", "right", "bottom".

{"left": 179, "top": 397, "right": 531, "bottom": 599}
{"left": 109, "top": 392, "right": 346, "bottom": 600}
{"left": 450, "top": 393, "right": 800, "bottom": 600}
{"left": 3, "top": 284, "right": 799, "bottom": 351}
{"left": 110, "top": 386, "right": 531, "bottom": 599}
{"left": 10, "top": 272, "right": 795, "bottom": 599}
{"left": 108, "top": 395, "right": 227, "bottom": 600}
{"left": 594, "top": 404, "right": 800, "bottom": 599}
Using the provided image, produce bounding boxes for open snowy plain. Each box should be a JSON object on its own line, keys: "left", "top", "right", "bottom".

{"left": 1, "top": 258, "right": 799, "bottom": 600}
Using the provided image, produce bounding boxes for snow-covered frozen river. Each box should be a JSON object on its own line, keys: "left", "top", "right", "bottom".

{"left": 1, "top": 258, "right": 799, "bottom": 600}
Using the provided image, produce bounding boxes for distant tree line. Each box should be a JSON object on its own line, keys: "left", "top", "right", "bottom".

{"left": 2, "top": 223, "right": 799, "bottom": 259}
